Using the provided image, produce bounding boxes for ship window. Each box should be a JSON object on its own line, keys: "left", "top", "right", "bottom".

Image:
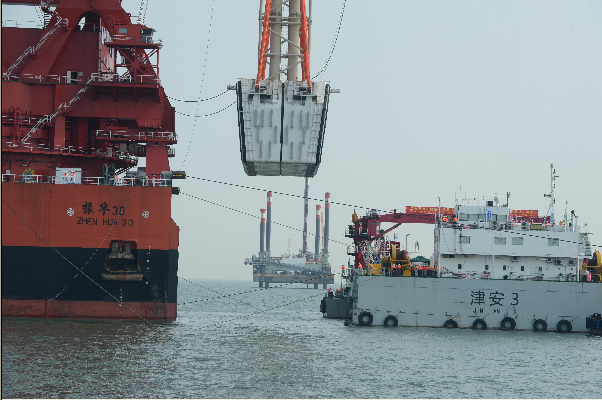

{"left": 494, "top": 237, "right": 506, "bottom": 245}
{"left": 512, "top": 237, "right": 524, "bottom": 245}
{"left": 521, "top": 266, "right": 524, "bottom": 271}
{"left": 503, "top": 265, "right": 507, "bottom": 270}
{"left": 458, "top": 264, "right": 462, "bottom": 269}
{"left": 538, "top": 267, "right": 542, "bottom": 271}
{"left": 459, "top": 236, "right": 470, "bottom": 244}
{"left": 119, "top": 27, "right": 128, "bottom": 33}
{"left": 485, "top": 265, "right": 489, "bottom": 270}
{"left": 548, "top": 238, "right": 559, "bottom": 246}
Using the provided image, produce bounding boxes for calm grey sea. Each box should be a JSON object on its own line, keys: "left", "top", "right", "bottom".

{"left": 2, "top": 279, "right": 601, "bottom": 399}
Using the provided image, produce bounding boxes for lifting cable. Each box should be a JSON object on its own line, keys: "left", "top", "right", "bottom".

{"left": 312, "top": 0, "right": 347, "bottom": 80}
{"left": 181, "top": 191, "right": 347, "bottom": 246}
{"left": 199, "top": 291, "right": 326, "bottom": 329}
{"left": 184, "top": 176, "right": 600, "bottom": 250}
{"left": 166, "top": 90, "right": 228, "bottom": 103}
{"left": 165, "top": 100, "right": 236, "bottom": 118}
{"left": 138, "top": 0, "right": 150, "bottom": 24}
{"left": 179, "top": 272, "right": 343, "bottom": 306}
{"left": 180, "top": 0, "right": 216, "bottom": 170}
{"left": 187, "top": 175, "right": 381, "bottom": 212}
{"left": 178, "top": 276, "right": 253, "bottom": 306}
{"left": 181, "top": 274, "right": 380, "bottom": 314}
{"left": 1, "top": 197, "right": 181, "bottom": 345}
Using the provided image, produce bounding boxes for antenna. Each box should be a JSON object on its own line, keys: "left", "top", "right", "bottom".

{"left": 544, "top": 163, "right": 559, "bottom": 223}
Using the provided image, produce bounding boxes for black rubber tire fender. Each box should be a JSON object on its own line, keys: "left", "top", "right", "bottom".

{"left": 556, "top": 319, "right": 572, "bottom": 333}
{"left": 472, "top": 318, "right": 487, "bottom": 330}
{"left": 443, "top": 319, "right": 458, "bottom": 329}
{"left": 358, "top": 311, "right": 373, "bottom": 326}
{"left": 383, "top": 315, "right": 398, "bottom": 327}
{"left": 501, "top": 317, "right": 516, "bottom": 330}
{"left": 533, "top": 319, "right": 547, "bottom": 332}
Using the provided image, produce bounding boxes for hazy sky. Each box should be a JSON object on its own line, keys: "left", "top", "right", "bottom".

{"left": 4, "top": 1, "right": 602, "bottom": 282}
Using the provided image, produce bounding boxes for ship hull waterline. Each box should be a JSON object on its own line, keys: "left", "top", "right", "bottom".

{"left": 2, "top": 182, "right": 179, "bottom": 320}
{"left": 351, "top": 275, "right": 601, "bottom": 333}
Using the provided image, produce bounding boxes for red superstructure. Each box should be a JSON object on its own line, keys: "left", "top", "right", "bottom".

{"left": 2, "top": 0, "right": 181, "bottom": 320}
{"left": 2, "top": 0, "right": 174, "bottom": 178}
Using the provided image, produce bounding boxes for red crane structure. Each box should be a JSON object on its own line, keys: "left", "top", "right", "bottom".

{"left": 2, "top": 0, "right": 182, "bottom": 320}
{"left": 345, "top": 209, "right": 438, "bottom": 269}
{"left": 2, "top": 0, "right": 175, "bottom": 178}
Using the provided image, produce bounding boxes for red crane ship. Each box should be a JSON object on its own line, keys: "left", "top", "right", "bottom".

{"left": 2, "top": 0, "right": 182, "bottom": 319}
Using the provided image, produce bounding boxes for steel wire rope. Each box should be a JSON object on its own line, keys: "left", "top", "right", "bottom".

{"left": 181, "top": 191, "right": 347, "bottom": 246}
{"left": 199, "top": 291, "right": 325, "bottom": 329}
{"left": 178, "top": 276, "right": 253, "bottom": 306}
{"left": 187, "top": 175, "right": 384, "bottom": 212}
{"left": 3, "top": 185, "right": 138, "bottom": 318}
{"left": 1, "top": 197, "right": 181, "bottom": 345}
{"left": 138, "top": 0, "right": 150, "bottom": 24}
{"left": 178, "top": 272, "right": 343, "bottom": 305}
{"left": 311, "top": 0, "right": 347, "bottom": 80}
{"left": 185, "top": 176, "right": 600, "bottom": 250}
{"left": 179, "top": 0, "right": 215, "bottom": 170}
{"left": 195, "top": 275, "right": 379, "bottom": 329}
{"left": 165, "top": 100, "right": 236, "bottom": 118}
{"left": 166, "top": 90, "right": 228, "bottom": 103}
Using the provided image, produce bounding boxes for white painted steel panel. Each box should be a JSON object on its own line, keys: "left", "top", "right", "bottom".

{"left": 236, "top": 79, "right": 330, "bottom": 177}
{"left": 351, "top": 276, "right": 601, "bottom": 332}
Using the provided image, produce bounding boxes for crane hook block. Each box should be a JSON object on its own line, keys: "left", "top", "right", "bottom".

{"left": 236, "top": 79, "right": 330, "bottom": 177}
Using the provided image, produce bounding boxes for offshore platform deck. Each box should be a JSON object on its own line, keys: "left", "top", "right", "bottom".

{"left": 245, "top": 179, "right": 334, "bottom": 288}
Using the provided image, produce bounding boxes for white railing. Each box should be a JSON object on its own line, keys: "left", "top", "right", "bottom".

{"left": 3, "top": 12, "right": 68, "bottom": 79}
{"left": 3, "top": 174, "right": 171, "bottom": 187}
{"left": 138, "top": 74, "right": 160, "bottom": 84}
{"left": 110, "top": 34, "right": 133, "bottom": 41}
{"left": 95, "top": 129, "right": 175, "bottom": 141}
{"left": 81, "top": 177, "right": 170, "bottom": 187}
{"left": 2, "top": 142, "right": 139, "bottom": 163}
{"left": 2, "top": 20, "right": 44, "bottom": 29}
{"left": 90, "top": 73, "right": 135, "bottom": 83}
{"left": 2, "top": 174, "right": 53, "bottom": 184}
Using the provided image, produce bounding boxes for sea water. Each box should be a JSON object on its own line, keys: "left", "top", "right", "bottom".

{"left": 2, "top": 279, "right": 601, "bottom": 398}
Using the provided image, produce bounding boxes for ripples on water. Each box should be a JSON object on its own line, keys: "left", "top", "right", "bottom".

{"left": 2, "top": 279, "right": 601, "bottom": 398}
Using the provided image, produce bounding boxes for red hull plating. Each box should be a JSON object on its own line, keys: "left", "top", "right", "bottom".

{"left": 2, "top": 0, "right": 181, "bottom": 320}
{"left": 3, "top": 299, "right": 176, "bottom": 320}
